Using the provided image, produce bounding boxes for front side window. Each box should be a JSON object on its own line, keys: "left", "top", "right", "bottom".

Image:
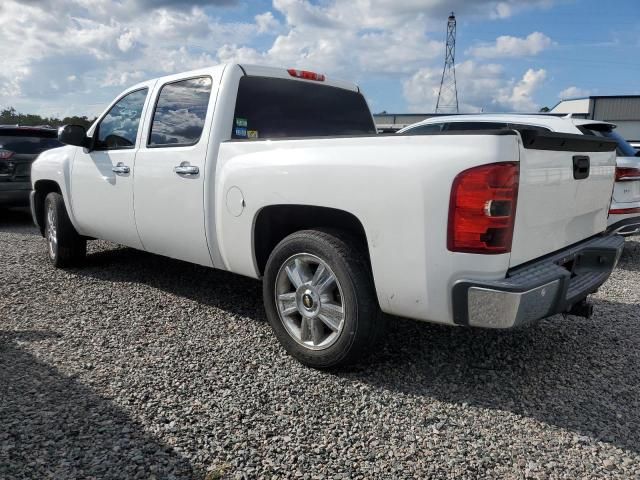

{"left": 148, "top": 77, "right": 212, "bottom": 147}
{"left": 94, "top": 89, "right": 148, "bottom": 150}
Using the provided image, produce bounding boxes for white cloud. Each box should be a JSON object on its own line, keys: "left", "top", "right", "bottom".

{"left": 558, "top": 86, "right": 593, "bottom": 99}
{"left": 117, "top": 29, "right": 138, "bottom": 53}
{"left": 403, "top": 61, "right": 547, "bottom": 112}
{"left": 255, "top": 11, "right": 281, "bottom": 34}
{"left": 467, "top": 32, "right": 553, "bottom": 58}
{"left": 496, "top": 67, "right": 547, "bottom": 110}
{"left": 0, "top": 0, "right": 558, "bottom": 116}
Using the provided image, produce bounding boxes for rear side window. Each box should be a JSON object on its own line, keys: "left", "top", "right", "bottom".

{"left": 231, "top": 76, "right": 376, "bottom": 139}
{"left": 0, "top": 132, "right": 61, "bottom": 154}
{"left": 149, "top": 76, "right": 213, "bottom": 147}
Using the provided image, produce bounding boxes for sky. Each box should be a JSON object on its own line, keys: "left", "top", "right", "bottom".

{"left": 0, "top": 0, "right": 638, "bottom": 118}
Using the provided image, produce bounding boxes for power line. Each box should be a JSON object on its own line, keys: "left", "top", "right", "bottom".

{"left": 436, "top": 12, "right": 459, "bottom": 114}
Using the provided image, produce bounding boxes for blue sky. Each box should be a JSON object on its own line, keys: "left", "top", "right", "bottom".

{"left": 0, "top": 0, "right": 638, "bottom": 117}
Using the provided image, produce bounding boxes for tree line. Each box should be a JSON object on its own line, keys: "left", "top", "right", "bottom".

{"left": 0, "top": 107, "right": 96, "bottom": 129}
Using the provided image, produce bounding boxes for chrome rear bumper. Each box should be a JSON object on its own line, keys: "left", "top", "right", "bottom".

{"left": 452, "top": 234, "right": 625, "bottom": 328}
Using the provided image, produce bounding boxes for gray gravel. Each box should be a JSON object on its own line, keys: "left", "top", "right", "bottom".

{"left": 1, "top": 207, "right": 640, "bottom": 479}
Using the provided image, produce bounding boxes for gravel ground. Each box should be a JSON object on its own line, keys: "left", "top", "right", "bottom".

{"left": 1, "top": 207, "right": 639, "bottom": 479}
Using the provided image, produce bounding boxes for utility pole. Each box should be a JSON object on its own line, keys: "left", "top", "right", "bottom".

{"left": 435, "top": 12, "right": 459, "bottom": 114}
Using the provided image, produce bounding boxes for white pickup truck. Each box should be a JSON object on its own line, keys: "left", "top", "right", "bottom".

{"left": 30, "top": 64, "right": 624, "bottom": 368}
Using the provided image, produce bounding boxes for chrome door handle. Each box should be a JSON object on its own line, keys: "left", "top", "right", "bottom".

{"left": 174, "top": 163, "right": 199, "bottom": 175}
{"left": 112, "top": 162, "right": 130, "bottom": 174}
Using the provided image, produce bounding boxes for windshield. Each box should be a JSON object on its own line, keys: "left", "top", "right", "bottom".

{"left": 231, "top": 76, "right": 376, "bottom": 139}
{"left": 0, "top": 131, "right": 62, "bottom": 155}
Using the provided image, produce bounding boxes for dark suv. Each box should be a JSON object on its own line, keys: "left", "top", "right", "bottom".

{"left": 0, "top": 126, "right": 62, "bottom": 206}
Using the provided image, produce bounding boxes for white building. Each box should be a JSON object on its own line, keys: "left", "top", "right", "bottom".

{"left": 551, "top": 95, "right": 640, "bottom": 142}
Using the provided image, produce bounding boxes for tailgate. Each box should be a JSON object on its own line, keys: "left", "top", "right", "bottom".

{"left": 510, "top": 131, "right": 618, "bottom": 267}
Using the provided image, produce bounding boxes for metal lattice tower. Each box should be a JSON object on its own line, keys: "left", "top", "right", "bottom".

{"left": 435, "top": 12, "right": 459, "bottom": 114}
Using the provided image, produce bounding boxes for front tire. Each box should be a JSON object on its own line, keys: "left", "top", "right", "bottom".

{"left": 263, "top": 229, "right": 383, "bottom": 368}
{"left": 44, "top": 192, "right": 86, "bottom": 268}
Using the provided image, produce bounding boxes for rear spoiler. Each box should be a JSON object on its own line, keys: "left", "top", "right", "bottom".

{"left": 400, "top": 128, "right": 618, "bottom": 153}
{"left": 518, "top": 130, "right": 617, "bottom": 152}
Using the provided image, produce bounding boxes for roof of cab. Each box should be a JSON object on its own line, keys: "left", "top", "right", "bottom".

{"left": 127, "top": 63, "right": 360, "bottom": 93}
{"left": 239, "top": 64, "right": 359, "bottom": 92}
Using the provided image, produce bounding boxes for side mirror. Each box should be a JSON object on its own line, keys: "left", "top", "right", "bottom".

{"left": 58, "top": 124, "right": 91, "bottom": 149}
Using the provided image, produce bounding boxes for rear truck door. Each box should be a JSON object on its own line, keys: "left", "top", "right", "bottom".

{"left": 133, "top": 74, "right": 218, "bottom": 267}
{"left": 509, "top": 130, "right": 618, "bottom": 268}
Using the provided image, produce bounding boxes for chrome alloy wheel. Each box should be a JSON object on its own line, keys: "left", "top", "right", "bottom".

{"left": 46, "top": 202, "right": 58, "bottom": 258}
{"left": 275, "top": 253, "right": 346, "bottom": 350}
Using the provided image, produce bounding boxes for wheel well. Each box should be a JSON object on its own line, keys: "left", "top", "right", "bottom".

{"left": 33, "top": 180, "right": 61, "bottom": 236}
{"left": 253, "top": 205, "right": 370, "bottom": 275}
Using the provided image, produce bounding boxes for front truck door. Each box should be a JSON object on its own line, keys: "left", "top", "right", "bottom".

{"left": 70, "top": 87, "right": 151, "bottom": 248}
{"left": 133, "top": 75, "right": 216, "bottom": 267}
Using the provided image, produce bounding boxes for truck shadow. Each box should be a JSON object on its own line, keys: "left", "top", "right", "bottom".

{"left": 76, "top": 243, "right": 265, "bottom": 320}
{"left": 72, "top": 243, "right": 640, "bottom": 456}
{"left": 0, "top": 330, "right": 195, "bottom": 478}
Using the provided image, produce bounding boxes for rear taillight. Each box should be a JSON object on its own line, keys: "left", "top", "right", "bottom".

{"left": 448, "top": 162, "right": 519, "bottom": 254}
{"left": 615, "top": 167, "right": 640, "bottom": 182}
{"left": 0, "top": 149, "right": 14, "bottom": 160}
{"left": 287, "top": 68, "right": 325, "bottom": 82}
{"left": 609, "top": 207, "right": 640, "bottom": 215}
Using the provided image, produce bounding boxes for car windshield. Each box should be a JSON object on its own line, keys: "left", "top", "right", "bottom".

{"left": 579, "top": 126, "right": 639, "bottom": 157}
{"left": 0, "top": 131, "right": 62, "bottom": 155}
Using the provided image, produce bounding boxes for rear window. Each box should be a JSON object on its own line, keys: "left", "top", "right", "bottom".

{"left": 231, "top": 76, "right": 376, "bottom": 140}
{"left": 0, "top": 131, "right": 62, "bottom": 155}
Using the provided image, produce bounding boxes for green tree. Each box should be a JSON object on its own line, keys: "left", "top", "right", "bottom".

{"left": 0, "top": 107, "right": 95, "bottom": 129}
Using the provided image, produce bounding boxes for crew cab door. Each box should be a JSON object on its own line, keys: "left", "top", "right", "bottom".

{"left": 70, "top": 87, "right": 152, "bottom": 248}
{"left": 133, "top": 75, "right": 216, "bottom": 267}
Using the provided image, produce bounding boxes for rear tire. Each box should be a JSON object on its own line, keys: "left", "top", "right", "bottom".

{"left": 263, "top": 229, "right": 383, "bottom": 369}
{"left": 44, "top": 192, "right": 86, "bottom": 268}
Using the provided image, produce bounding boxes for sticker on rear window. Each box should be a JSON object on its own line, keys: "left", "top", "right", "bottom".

{"left": 235, "top": 118, "right": 248, "bottom": 127}
{"left": 235, "top": 127, "right": 247, "bottom": 137}
{"left": 247, "top": 130, "right": 258, "bottom": 139}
